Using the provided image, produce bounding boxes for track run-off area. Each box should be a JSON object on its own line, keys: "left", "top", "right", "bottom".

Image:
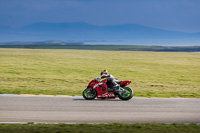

{"left": 0, "top": 95, "right": 200, "bottom": 124}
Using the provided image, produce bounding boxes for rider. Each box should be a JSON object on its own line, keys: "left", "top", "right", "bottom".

{"left": 95, "top": 69, "right": 120, "bottom": 92}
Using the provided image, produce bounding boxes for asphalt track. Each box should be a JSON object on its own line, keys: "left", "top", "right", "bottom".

{"left": 0, "top": 95, "right": 200, "bottom": 123}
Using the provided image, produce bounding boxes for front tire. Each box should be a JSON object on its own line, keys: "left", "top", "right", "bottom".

{"left": 118, "top": 87, "right": 133, "bottom": 100}
{"left": 82, "top": 88, "right": 97, "bottom": 100}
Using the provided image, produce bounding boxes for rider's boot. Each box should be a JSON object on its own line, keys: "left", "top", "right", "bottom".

{"left": 113, "top": 85, "right": 126, "bottom": 93}
{"left": 113, "top": 85, "right": 120, "bottom": 92}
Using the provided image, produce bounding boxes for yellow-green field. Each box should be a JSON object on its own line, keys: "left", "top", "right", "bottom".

{"left": 0, "top": 48, "right": 200, "bottom": 97}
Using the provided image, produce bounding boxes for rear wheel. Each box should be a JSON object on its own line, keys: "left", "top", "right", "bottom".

{"left": 118, "top": 87, "right": 133, "bottom": 100}
{"left": 82, "top": 88, "right": 97, "bottom": 100}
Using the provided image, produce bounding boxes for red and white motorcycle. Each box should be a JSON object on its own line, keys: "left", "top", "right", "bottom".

{"left": 82, "top": 78, "right": 133, "bottom": 100}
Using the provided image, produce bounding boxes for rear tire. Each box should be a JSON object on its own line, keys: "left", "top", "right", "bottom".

{"left": 118, "top": 87, "right": 133, "bottom": 100}
{"left": 82, "top": 88, "right": 97, "bottom": 100}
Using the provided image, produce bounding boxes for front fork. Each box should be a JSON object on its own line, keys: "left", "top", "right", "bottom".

{"left": 89, "top": 88, "right": 96, "bottom": 94}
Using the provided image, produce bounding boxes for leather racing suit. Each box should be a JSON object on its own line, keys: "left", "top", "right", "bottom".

{"left": 96, "top": 73, "right": 120, "bottom": 90}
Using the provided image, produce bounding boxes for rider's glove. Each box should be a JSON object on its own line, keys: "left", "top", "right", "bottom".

{"left": 95, "top": 77, "right": 101, "bottom": 81}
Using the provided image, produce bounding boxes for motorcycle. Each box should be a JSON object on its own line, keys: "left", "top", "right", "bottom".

{"left": 82, "top": 78, "right": 133, "bottom": 100}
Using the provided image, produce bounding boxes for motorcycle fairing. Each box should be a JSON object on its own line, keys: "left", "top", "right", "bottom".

{"left": 89, "top": 79, "right": 116, "bottom": 98}
{"left": 95, "top": 82, "right": 116, "bottom": 98}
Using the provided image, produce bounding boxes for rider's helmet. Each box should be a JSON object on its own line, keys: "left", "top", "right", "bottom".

{"left": 101, "top": 69, "right": 108, "bottom": 76}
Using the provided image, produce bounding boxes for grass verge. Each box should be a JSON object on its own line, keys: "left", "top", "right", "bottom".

{"left": 0, "top": 123, "right": 200, "bottom": 133}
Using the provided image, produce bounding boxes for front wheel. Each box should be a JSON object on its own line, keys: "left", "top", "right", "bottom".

{"left": 82, "top": 88, "right": 97, "bottom": 100}
{"left": 118, "top": 87, "right": 133, "bottom": 100}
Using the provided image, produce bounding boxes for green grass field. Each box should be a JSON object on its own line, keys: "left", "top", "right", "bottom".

{"left": 0, "top": 48, "right": 200, "bottom": 97}
{"left": 0, "top": 123, "right": 200, "bottom": 133}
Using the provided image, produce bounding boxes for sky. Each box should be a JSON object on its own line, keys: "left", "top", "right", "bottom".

{"left": 0, "top": 0, "right": 200, "bottom": 33}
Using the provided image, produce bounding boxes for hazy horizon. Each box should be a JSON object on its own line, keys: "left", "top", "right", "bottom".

{"left": 0, "top": 0, "right": 200, "bottom": 33}
{"left": 1, "top": 0, "right": 200, "bottom": 45}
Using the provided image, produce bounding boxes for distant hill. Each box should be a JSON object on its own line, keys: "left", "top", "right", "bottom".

{"left": 0, "top": 40, "right": 83, "bottom": 45}
{"left": 0, "top": 44, "right": 200, "bottom": 52}
{"left": 0, "top": 22, "right": 200, "bottom": 45}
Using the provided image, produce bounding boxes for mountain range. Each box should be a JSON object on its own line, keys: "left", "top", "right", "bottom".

{"left": 0, "top": 22, "right": 200, "bottom": 45}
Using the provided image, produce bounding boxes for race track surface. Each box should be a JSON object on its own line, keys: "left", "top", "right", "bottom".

{"left": 0, "top": 95, "right": 200, "bottom": 123}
